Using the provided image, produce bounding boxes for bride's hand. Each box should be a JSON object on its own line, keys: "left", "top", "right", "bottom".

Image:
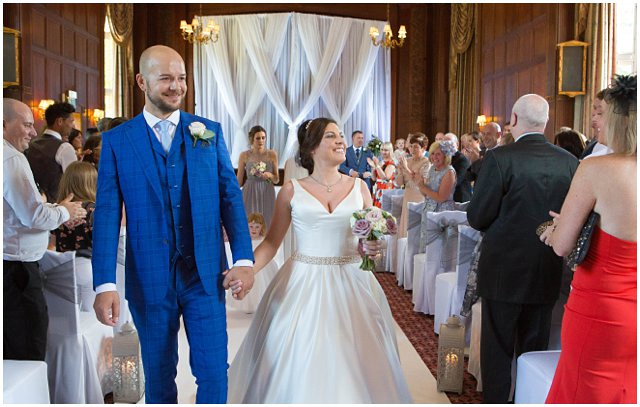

{"left": 363, "top": 239, "right": 384, "bottom": 257}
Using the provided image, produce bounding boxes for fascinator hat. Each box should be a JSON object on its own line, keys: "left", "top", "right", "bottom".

{"left": 605, "top": 74, "right": 636, "bottom": 116}
{"left": 438, "top": 140, "right": 457, "bottom": 157}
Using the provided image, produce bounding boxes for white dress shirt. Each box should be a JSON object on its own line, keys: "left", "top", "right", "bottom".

{"left": 583, "top": 142, "right": 614, "bottom": 159}
{"left": 3, "top": 139, "right": 70, "bottom": 262}
{"left": 43, "top": 129, "right": 78, "bottom": 171}
{"left": 96, "top": 109, "right": 252, "bottom": 295}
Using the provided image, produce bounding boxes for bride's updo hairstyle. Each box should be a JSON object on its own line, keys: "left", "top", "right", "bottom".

{"left": 295, "top": 119, "right": 312, "bottom": 167}
{"left": 298, "top": 117, "right": 337, "bottom": 173}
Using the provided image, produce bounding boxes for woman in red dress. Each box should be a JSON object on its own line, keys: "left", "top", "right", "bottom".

{"left": 541, "top": 74, "right": 636, "bottom": 403}
{"left": 368, "top": 142, "right": 396, "bottom": 208}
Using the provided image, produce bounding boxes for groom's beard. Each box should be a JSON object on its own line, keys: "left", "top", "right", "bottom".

{"left": 147, "top": 89, "right": 185, "bottom": 115}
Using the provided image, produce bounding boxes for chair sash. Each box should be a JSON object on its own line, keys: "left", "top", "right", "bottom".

{"left": 421, "top": 211, "right": 468, "bottom": 272}
{"left": 39, "top": 250, "right": 78, "bottom": 305}
{"left": 457, "top": 225, "right": 482, "bottom": 290}
{"left": 381, "top": 189, "right": 404, "bottom": 212}
{"left": 454, "top": 201, "right": 469, "bottom": 211}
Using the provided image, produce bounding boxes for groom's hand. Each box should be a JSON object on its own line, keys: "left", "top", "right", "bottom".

{"left": 223, "top": 266, "right": 255, "bottom": 300}
{"left": 94, "top": 291, "right": 120, "bottom": 326}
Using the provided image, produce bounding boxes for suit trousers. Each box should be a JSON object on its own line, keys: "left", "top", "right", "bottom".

{"left": 480, "top": 298, "right": 553, "bottom": 403}
{"left": 129, "top": 255, "right": 228, "bottom": 403}
{"left": 3, "top": 260, "right": 49, "bottom": 361}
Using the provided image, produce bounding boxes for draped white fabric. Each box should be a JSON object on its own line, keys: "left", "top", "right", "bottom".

{"left": 193, "top": 12, "right": 391, "bottom": 166}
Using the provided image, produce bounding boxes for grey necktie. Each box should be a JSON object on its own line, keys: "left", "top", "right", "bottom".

{"left": 355, "top": 148, "right": 361, "bottom": 160}
{"left": 154, "top": 120, "right": 173, "bottom": 153}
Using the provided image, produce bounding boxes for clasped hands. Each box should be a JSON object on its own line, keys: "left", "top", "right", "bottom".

{"left": 223, "top": 266, "right": 255, "bottom": 300}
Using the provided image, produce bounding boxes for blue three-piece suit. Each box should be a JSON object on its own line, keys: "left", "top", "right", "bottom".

{"left": 92, "top": 111, "right": 253, "bottom": 403}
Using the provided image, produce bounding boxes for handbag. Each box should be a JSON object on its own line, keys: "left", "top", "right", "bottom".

{"left": 565, "top": 211, "right": 600, "bottom": 268}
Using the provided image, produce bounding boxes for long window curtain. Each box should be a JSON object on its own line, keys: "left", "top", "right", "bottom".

{"left": 448, "top": 4, "right": 477, "bottom": 136}
{"left": 106, "top": 4, "right": 134, "bottom": 118}
{"left": 193, "top": 12, "right": 391, "bottom": 167}
{"left": 579, "top": 3, "right": 616, "bottom": 138}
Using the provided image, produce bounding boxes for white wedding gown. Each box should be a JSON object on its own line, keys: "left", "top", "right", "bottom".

{"left": 228, "top": 179, "right": 413, "bottom": 403}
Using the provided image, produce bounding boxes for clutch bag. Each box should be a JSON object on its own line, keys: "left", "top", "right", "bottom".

{"left": 565, "top": 211, "right": 600, "bottom": 268}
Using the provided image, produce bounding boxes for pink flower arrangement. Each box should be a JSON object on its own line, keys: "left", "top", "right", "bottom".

{"left": 350, "top": 207, "right": 397, "bottom": 271}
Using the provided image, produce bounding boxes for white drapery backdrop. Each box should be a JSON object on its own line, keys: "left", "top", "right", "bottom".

{"left": 193, "top": 12, "right": 391, "bottom": 167}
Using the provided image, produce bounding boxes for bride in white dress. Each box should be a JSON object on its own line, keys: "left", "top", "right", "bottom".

{"left": 227, "top": 118, "right": 412, "bottom": 403}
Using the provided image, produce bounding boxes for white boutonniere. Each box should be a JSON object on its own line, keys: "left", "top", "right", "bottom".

{"left": 189, "top": 121, "right": 215, "bottom": 147}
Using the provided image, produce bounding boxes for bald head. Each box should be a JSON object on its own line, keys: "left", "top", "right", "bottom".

{"left": 139, "top": 45, "right": 185, "bottom": 77}
{"left": 136, "top": 45, "right": 187, "bottom": 117}
{"left": 481, "top": 122, "right": 502, "bottom": 149}
{"left": 443, "top": 132, "right": 459, "bottom": 148}
{"left": 4, "top": 98, "right": 37, "bottom": 152}
{"left": 510, "top": 94, "right": 549, "bottom": 139}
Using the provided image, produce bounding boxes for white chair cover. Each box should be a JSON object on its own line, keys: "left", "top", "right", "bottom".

{"left": 434, "top": 225, "right": 481, "bottom": 335}
{"left": 412, "top": 211, "right": 468, "bottom": 314}
{"left": 379, "top": 190, "right": 404, "bottom": 272}
{"left": 75, "top": 256, "right": 95, "bottom": 313}
{"left": 39, "top": 250, "right": 113, "bottom": 404}
{"left": 114, "top": 226, "right": 133, "bottom": 334}
{"left": 395, "top": 237, "right": 407, "bottom": 286}
{"left": 3, "top": 360, "right": 50, "bottom": 403}
{"left": 514, "top": 350, "right": 561, "bottom": 404}
{"left": 468, "top": 299, "right": 482, "bottom": 391}
{"left": 401, "top": 201, "right": 425, "bottom": 290}
{"left": 389, "top": 194, "right": 405, "bottom": 276}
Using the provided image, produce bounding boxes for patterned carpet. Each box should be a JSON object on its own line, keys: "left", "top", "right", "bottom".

{"left": 375, "top": 272, "right": 483, "bottom": 404}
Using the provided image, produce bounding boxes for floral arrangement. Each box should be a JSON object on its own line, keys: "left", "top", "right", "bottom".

{"left": 188, "top": 122, "right": 215, "bottom": 147}
{"left": 350, "top": 207, "right": 398, "bottom": 271}
{"left": 249, "top": 161, "right": 271, "bottom": 183}
{"left": 438, "top": 140, "right": 457, "bottom": 157}
{"left": 367, "top": 135, "right": 382, "bottom": 157}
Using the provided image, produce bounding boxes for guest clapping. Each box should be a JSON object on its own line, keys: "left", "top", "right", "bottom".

{"left": 367, "top": 142, "right": 396, "bottom": 208}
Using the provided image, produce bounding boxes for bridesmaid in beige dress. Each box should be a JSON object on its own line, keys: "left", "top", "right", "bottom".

{"left": 394, "top": 132, "right": 430, "bottom": 237}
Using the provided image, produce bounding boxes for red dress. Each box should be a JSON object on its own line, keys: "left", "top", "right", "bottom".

{"left": 546, "top": 226, "right": 637, "bottom": 404}
{"left": 372, "top": 161, "right": 395, "bottom": 208}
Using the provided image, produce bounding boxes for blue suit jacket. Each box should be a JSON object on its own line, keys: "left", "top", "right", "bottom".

{"left": 339, "top": 146, "right": 373, "bottom": 188}
{"left": 92, "top": 111, "right": 253, "bottom": 306}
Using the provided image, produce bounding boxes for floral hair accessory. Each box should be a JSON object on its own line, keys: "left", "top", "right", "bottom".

{"left": 605, "top": 74, "right": 636, "bottom": 116}
{"left": 438, "top": 140, "right": 457, "bottom": 157}
{"left": 305, "top": 119, "right": 314, "bottom": 131}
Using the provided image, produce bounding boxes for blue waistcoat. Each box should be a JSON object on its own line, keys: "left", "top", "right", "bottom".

{"left": 146, "top": 123, "right": 196, "bottom": 271}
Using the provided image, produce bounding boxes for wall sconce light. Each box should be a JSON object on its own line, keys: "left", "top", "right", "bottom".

{"left": 476, "top": 115, "right": 487, "bottom": 128}
{"left": 37, "top": 99, "right": 56, "bottom": 119}
{"left": 92, "top": 108, "right": 105, "bottom": 123}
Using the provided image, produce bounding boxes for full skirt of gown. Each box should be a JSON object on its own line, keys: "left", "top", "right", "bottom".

{"left": 228, "top": 178, "right": 412, "bottom": 403}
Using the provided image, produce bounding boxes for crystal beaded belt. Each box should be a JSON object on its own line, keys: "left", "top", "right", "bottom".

{"left": 291, "top": 252, "right": 361, "bottom": 265}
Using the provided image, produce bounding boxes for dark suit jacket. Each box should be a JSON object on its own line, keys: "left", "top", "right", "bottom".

{"left": 451, "top": 151, "right": 472, "bottom": 202}
{"left": 467, "top": 133, "right": 578, "bottom": 304}
{"left": 339, "top": 145, "right": 373, "bottom": 189}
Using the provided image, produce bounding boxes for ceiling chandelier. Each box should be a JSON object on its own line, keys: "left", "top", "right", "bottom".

{"left": 369, "top": 4, "right": 407, "bottom": 49}
{"left": 179, "top": 5, "right": 220, "bottom": 44}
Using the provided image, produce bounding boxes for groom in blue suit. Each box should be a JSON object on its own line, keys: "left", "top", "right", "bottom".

{"left": 92, "top": 45, "right": 254, "bottom": 403}
{"left": 339, "top": 130, "right": 373, "bottom": 190}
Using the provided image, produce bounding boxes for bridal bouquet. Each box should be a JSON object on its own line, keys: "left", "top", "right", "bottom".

{"left": 351, "top": 207, "right": 398, "bottom": 271}
{"left": 367, "top": 135, "right": 382, "bottom": 157}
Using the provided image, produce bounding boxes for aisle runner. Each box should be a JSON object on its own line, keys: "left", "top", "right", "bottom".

{"left": 172, "top": 307, "right": 449, "bottom": 403}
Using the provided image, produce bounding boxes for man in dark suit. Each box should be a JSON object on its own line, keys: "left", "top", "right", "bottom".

{"left": 466, "top": 122, "right": 502, "bottom": 184}
{"left": 339, "top": 130, "right": 373, "bottom": 190}
{"left": 467, "top": 94, "right": 578, "bottom": 403}
{"left": 443, "top": 132, "right": 472, "bottom": 202}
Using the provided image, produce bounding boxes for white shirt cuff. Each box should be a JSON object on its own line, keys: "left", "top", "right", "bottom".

{"left": 95, "top": 283, "right": 117, "bottom": 294}
{"left": 233, "top": 259, "right": 254, "bottom": 268}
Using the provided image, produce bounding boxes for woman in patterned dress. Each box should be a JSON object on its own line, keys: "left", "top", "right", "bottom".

{"left": 368, "top": 142, "right": 396, "bottom": 208}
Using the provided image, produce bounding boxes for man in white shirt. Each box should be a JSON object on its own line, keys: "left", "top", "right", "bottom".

{"left": 3, "top": 98, "right": 86, "bottom": 361}
{"left": 24, "top": 101, "right": 77, "bottom": 203}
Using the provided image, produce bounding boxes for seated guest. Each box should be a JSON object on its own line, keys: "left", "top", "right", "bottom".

{"left": 417, "top": 140, "right": 456, "bottom": 248}
{"left": 394, "top": 133, "right": 430, "bottom": 237}
{"left": 68, "top": 128, "right": 85, "bottom": 160}
{"left": 442, "top": 132, "right": 472, "bottom": 202}
{"left": 82, "top": 134, "right": 102, "bottom": 167}
{"left": 367, "top": 142, "right": 396, "bottom": 208}
{"left": 554, "top": 129, "right": 586, "bottom": 159}
{"left": 53, "top": 161, "right": 98, "bottom": 311}
{"left": 467, "top": 123, "right": 502, "bottom": 184}
{"left": 461, "top": 131, "right": 482, "bottom": 163}
{"left": 541, "top": 74, "right": 636, "bottom": 404}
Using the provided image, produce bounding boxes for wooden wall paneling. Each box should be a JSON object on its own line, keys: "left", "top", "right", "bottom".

{"left": 76, "top": 70, "right": 87, "bottom": 109}
{"left": 425, "top": 3, "right": 450, "bottom": 137}
{"left": 87, "top": 73, "right": 99, "bottom": 109}
{"left": 505, "top": 73, "right": 517, "bottom": 123}
{"left": 518, "top": 68, "right": 532, "bottom": 96}
{"left": 63, "top": 28, "right": 74, "bottom": 59}
{"left": 46, "top": 17, "right": 61, "bottom": 55}
{"left": 75, "top": 34, "right": 87, "bottom": 66}
{"left": 493, "top": 76, "right": 505, "bottom": 124}
{"left": 31, "top": 9, "right": 46, "bottom": 48}
{"left": 75, "top": 3, "right": 87, "bottom": 31}
{"left": 482, "top": 80, "right": 493, "bottom": 118}
{"left": 62, "top": 3, "right": 74, "bottom": 23}
{"left": 62, "top": 64, "right": 75, "bottom": 92}
{"left": 31, "top": 53, "right": 46, "bottom": 104}
{"left": 46, "top": 58, "right": 61, "bottom": 100}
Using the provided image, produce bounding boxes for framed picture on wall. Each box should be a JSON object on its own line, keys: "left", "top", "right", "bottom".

{"left": 557, "top": 40, "right": 588, "bottom": 97}
{"left": 3, "top": 27, "right": 20, "bottom": 87}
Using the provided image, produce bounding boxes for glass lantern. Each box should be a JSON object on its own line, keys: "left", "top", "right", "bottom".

{"left": 437, "top": 315, "right": 465, "bottom": 394}
{"left": 113, "top": 321, "right": 145, "bottom": 403}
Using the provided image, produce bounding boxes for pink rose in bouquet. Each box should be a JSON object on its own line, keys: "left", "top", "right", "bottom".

{"left": 350, "top": 207, "right": 397, "bottom": 271}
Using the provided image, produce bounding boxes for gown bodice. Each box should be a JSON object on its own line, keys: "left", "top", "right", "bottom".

{"left": 290, "top": 178, "right": 362, "bottom": 258}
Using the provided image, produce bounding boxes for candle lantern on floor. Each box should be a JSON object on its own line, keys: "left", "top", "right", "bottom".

{"left": 437, "top": 315, "right": 465, "bottom": 394}
{"left": 113, "top": 322, "right": 145, "bottom": 403}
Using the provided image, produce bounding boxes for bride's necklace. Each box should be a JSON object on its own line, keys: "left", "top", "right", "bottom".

{"left": 309, "top": 174, "right": 342, "bottom": 193}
